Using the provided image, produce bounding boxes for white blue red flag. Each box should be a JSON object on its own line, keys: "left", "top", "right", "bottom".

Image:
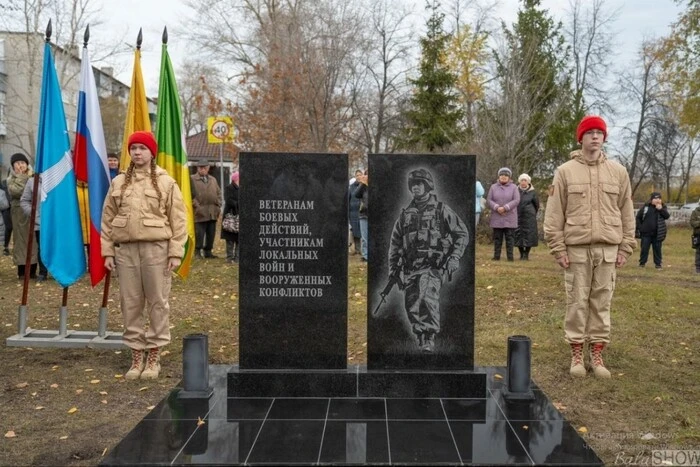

{"left": 35, "top": 41, "right": 86, "bottom": 287}
{"left": 74, "top": 44, "right": 109, "bottom": 286}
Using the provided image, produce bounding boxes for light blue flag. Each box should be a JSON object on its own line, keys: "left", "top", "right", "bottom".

{"left": 35, "top": 42, "right": 86, "bottom": 287}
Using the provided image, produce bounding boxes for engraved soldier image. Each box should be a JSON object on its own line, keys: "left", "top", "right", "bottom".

{"left": 377, "top": 168, "right": 469, "bottom": 353}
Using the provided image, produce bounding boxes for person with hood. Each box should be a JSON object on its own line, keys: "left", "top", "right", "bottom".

{"left": 475, "top": 180, "right": 485, "bottom": 225}
{"left": 222, "top": 171, "right": 239, "bottom": 263}
{"left": 635, "top": 192, "right": 670, "bottom": 269}
{"left": 514, "top": 173, "right": 540, "bottom": 260}
{"left": 7, "top": 153, "right": 38, "bottom": 279}
{"left": 544, "top": 115, "right": 635, "bottom": 379}
{"left": 487, "top": 167, "right": 520, "bottom": 261}
{"left": 101, "top": 131, "right": 187, "bottom": 381}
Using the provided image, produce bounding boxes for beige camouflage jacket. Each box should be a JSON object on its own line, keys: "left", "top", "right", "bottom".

{"left": 101, "top": 165, "right": 187, "bottom": 259}
{"left": 544, "top": 150, "right": 636, "bottom": 259}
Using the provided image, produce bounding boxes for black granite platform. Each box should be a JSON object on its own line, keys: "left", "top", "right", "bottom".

{"left": 101, "top": 365, "right": 602, "bottom": 466}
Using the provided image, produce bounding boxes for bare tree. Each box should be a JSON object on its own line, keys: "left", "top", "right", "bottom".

{"left": 177, "top": 60, "right": 224, "bottom": 136}
{"left": 616, "top": 40, "right": 663, "bottom": 194}
{"left": 563, "top": 0, "right": 619, "bottom": 115}
{"left": 182, "top": 0, "right": 367, "bottom": 153}
{"left": 0, "top": 0, "right": 118, "bottom": 158}
{"left": 348, "top": 0, "right": 414, "bottom": 155}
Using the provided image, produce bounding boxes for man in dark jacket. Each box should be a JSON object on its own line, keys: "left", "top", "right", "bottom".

{"left": 635, "top": 192, "right": 670, "bottom": 269}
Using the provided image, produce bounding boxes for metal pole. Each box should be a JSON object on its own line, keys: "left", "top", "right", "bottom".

{"left": 219, "top": 142, "right": 225, "bottom": 207}
{"left": 98, "top": 271, "right": 111, "bottom": 337}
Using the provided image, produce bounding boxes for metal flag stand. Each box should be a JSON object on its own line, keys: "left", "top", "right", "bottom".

{"left": 5, "top": 22, "right": 123, "bottom": 350}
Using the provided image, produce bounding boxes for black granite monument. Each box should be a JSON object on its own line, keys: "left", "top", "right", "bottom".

{"left": 368, "top": 154, "right": 476, "bottom": 369}
{"left": 102, "top": 152, "right": 603, "bottom": 465}
{"left": 237, "top": 152, "right": 349, "bottom": 369}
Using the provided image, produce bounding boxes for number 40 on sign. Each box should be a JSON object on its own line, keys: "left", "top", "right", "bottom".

{"left": 207, "top": 116, "right": 234, "bottom": 143}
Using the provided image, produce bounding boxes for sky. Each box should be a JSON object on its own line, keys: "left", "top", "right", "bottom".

{"left": 94, "top": 0, "right": 684, "bottom": 97}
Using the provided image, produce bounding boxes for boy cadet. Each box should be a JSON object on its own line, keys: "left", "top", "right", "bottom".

{"left": 544, "top": 116, "right": 636, "bottom": 378}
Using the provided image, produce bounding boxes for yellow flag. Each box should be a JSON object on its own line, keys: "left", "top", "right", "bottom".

{"left": 120, "top": 48, "right": 151, "bottom": 171}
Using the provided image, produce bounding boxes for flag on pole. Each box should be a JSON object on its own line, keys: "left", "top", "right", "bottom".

{"left": 155, "top": 40, "right": 195, "bottom": 279}
{"left": 119, "top": 46, "right": 151, "bottom": 171}
{"left": 74, "top": 43, "right": 109, "bottom": 286}
{"left": 35, "top": 41, "right": 86, "bottom": 287}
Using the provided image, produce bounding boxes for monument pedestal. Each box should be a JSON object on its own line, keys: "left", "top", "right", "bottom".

{"left": 227, "top": 365, "right": 487, "bottom": 398}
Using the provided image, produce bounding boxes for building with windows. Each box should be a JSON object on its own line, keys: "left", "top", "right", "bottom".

{"left": 0, "top": 31, "right": 156, "bottom": 177}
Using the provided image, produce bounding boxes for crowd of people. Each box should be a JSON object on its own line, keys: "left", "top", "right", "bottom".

{"left": 2, "top": 118, "right": 700, "bottom": 380}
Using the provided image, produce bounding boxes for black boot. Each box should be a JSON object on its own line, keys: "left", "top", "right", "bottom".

{"left": 524, "top": 247, "right": 531, "bottom": 260}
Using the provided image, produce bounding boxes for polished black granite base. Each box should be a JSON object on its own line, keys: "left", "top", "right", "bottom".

{"left": 228, "top": 365, "right": 487, "bottom": 398}
{"left": 101, "top": 365, "right": 602, "bottom": 465}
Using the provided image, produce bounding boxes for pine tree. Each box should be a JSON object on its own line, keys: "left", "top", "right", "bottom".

{"left": 398, "top": 0, "right": 462, "bottom": 152}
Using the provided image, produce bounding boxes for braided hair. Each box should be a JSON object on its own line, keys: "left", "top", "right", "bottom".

{"left": 119, "top": 158, "right": 162, "bottom": 205}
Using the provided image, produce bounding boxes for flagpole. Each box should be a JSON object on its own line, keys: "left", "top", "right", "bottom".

{"left": 19, "top": 20, "right": 52, "bottom": 317}
{"left": 98, "top": 271, "right": 111, "bottom": 336}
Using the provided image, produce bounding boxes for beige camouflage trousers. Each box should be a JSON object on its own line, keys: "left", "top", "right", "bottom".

{"left": 116, "top": 241, "right": 172, "bottom": 350}
{"left": 563, "top": 245, "right": 618, "bottom": 344}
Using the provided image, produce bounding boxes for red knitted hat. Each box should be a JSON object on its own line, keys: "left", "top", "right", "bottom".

{"left": 127, "top": 131, "right": 158, "bottom": 157}
{"left": 576, "top": 115, "right": 607, "bottom": 143}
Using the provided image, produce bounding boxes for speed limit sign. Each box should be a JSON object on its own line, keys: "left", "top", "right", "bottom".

{"left": 207, "top": 116, "right": 234, "bottom": 143}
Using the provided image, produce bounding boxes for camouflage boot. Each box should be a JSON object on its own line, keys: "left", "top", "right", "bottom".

{"left": 140, "top": 347, "right": 161, "bottom": 380}
{"left": 589, "top": 342, "right": 611, "bottom": 378}
{"left": 422, "top": 333, "right": 436, "bottom": 353}
{"left": 125, "top": 349, "right": 146, "bottom": 380}
{"left": 416, "top": 334, "right": 425, "bottom": 350}
{"left": 569, "top": 343, "right": 586, "bottom": 377}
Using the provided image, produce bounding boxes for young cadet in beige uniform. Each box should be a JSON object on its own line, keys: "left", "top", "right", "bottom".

{"left": 101, "top": 131, "right": 187, "bottom": 380}
{"left": 544, "top": 116, "right": 635, "bottom": 379}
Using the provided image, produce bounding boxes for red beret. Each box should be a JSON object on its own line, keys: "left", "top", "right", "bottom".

{"left": 576, "top": 115, "right": 607, "bottom": 143}
{"left": 127, "top": 131, "right": 158, "bottom": 158}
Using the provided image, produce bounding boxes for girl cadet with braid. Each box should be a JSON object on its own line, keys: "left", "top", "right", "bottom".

{"left": 101, "top": 131, "right": 187, "bottom": 380}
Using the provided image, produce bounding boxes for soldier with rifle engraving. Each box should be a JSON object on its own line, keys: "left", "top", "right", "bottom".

{"left": 382, "top": 168, "right": 469, "bottom": 353}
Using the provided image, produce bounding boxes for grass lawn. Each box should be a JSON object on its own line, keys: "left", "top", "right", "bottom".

{"left": 0, "top": 226, "right": 698, "bottom": 465}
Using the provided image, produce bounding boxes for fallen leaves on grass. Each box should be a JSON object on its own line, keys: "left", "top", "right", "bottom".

{"left": 67, "top": 407, "right": 78, "bottom": 414}
{"left": 114, "top": 374, "right": 123, "bottom": 379}
{"left": 101, "top": 400, "right": 108, "bottom": 404}
{"left": 5, "top": 431, "right": 17, "bottom": 438}
{"left": 90, "top": 380, "right": 100, "bottom": 384}
{"left": 35, "top": 406, "right": 45, "bottom": 410}
{"left": 50, "top": 384, "right": 59, "bottom": 389}
{"left": 59, "top": 436, "right": 68, "bottom": 440}
{"left": 553, "top": 402, "right": 567, "bottom": 411}
{"left": 84, "top": 369, "right": 94, "bottom": 372}
{"left": 15, "top": 382, "right": 29, "bottom": 389}
{"left": 138, "top": 387, "right": 148, "bottom": 392}
{"left": 577, "top": 426, "right": 588, "bottom": 434}
{"left": 146, "top": 405, "right": 155, "bottom": 410}
{"left": 99, "top": 391, "right": 108, "bottom": 396}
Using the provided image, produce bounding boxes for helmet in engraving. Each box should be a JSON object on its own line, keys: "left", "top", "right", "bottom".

{"left": 407, "top": 168, "right": 435, "bottom": 192}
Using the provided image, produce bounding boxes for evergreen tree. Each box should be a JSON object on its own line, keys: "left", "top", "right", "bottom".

{"left": 487, "top": 0, "right": 576, "bottom": 177}
{"left": 398, "top": 0, "right": 462, "bottom": 152}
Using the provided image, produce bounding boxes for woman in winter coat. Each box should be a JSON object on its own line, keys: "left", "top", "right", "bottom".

{"left": 222, "top": 171, "right": 240, "bottom": 263}
{"left": 7, "top": 153, "right": 38, "bottom": 279}
{"left": 514, "top": 173, "right": 539, "bottom": 260}
{"left": 487, "top": 167, "right": 520, "bottom": 261}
